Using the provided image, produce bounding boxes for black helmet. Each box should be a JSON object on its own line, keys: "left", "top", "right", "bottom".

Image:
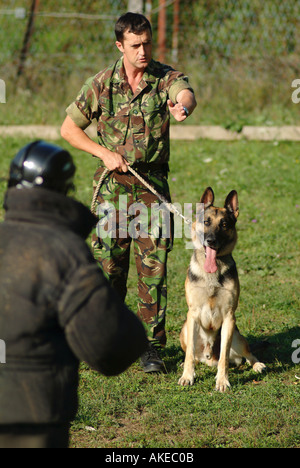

{"left": 8, "top": 140, "right": 76, "bottom": 194}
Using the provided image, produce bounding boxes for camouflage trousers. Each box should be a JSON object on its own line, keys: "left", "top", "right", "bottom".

{"left": 91, "top": 166, "right": 174, "bottom": 346}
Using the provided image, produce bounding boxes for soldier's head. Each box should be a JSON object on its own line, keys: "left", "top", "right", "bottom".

{"left": 115, "top": 12, "right": 152, "bottom": 43}
{"left": 8, "top": 140, "right": 76, "bottom": 195}
{"left": 115, "top": 12, "right": 152, "bottom": 71}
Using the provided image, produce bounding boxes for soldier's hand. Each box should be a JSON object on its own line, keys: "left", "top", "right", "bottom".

{"left": 167, "top": 100, "right": 188, "bottom": 122}
{"left": 102, "top": 151, "right": 129, "bottom": 172}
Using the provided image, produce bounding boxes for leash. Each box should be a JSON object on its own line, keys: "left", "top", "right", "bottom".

{"left": 91, "top": 165, "right": 192, "bottom": 226}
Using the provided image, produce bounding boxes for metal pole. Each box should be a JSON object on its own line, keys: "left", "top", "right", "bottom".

{"left": 128, "top": 0, "right": 144, "bottom": 13}
{"left": 17, "top": 0, "right": 40, "bottom": 79}
{"left": 158, "top": 0, "right": 166, "bottom": 63}
{"left": 145, "top": 0, "right": 152, "bottom": 21}
{"left": 172, "top": 0, "right": 179, "bottom": 64}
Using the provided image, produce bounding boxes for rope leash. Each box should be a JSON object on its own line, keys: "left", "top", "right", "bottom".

{"left": 91, "top": 165, "right": 192, "bottom": 226}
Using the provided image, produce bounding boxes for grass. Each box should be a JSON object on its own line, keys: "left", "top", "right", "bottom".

{"left": 2, "top": 61, "right": 299, "bottom": 129}
{"left": 0, "top": 136, "right": 299, "bottom": 448}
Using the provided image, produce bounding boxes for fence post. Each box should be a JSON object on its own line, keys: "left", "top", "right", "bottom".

{"left": 145, "top": 0, "right": 152, "bottom": 21}
{"left": 172, "top": 0, "right": 180, "bottom": 64}
{"left": 128, "top": 0, "right": 144, "bottom": 13}
{"left": 17, "top": 0, "right": 40, "bottom": 79}
{"left": 158, "top": 0, "right": 166, "bottom": 63}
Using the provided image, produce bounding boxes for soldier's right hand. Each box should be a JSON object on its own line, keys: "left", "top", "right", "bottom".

{"left": 101, "top": 151, "right": 129, "bottom": 173}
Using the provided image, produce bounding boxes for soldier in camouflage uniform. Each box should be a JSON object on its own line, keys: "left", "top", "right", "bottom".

{"left": 61, "top": 12, "right": 197, "bottom": 372}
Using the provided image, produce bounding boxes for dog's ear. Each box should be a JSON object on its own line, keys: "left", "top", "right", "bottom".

{"left": 201, "top": 187, "right": 214, "bottom": 209}
{"left": 225, "top": 190, "right": 239, "bottom": 218}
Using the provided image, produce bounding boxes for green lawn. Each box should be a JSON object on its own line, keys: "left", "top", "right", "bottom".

{"left": 0, "top": 136, "right": 299, "bottom": 448}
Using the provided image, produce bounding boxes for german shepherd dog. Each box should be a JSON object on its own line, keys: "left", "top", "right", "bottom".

{"left": 178, "top": 187, "right": 266, "bottom": 392}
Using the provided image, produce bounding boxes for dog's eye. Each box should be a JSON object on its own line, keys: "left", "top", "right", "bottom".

{"left": 204, "top": 219, "right": 211, "bottom": 226}
{"left": 221, "top": 220, "right": 228, "bottom": 229}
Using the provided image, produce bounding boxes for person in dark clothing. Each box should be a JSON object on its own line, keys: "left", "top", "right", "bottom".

{"left": 0, "top": 141, "right": 148, "bottom": 448}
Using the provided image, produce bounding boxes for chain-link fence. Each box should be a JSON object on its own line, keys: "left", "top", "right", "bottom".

{"left": 180, "top": 1, "right": 300, "bottom": 61}
{"left": 1, "top": 0, "right": 299, "bottom": 125}
{"left": 1, "top": 0, "right": 128, "bottom": 79}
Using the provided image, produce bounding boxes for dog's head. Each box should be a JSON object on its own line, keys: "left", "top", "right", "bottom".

{"left": 192, "top": 187, "right": 239, "bottom": 273}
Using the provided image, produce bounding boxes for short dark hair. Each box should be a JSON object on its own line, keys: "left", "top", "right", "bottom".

{"left": 115, "top": 12, "right": 152, "bottom": 42}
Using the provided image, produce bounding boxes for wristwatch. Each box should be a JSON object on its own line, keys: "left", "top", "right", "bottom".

{"left": 183, "top": 106, "right": 189, "bottom": 117}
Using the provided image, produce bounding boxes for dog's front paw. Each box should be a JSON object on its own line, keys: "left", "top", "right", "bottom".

{"left": 253, "top": 362, "right": 266, "bottom": 373}
{"left": 215, "top": 376, "right": 231, "bottom": 393}
{"left": 178, "top": 373, "right": 195, "bottom": 386}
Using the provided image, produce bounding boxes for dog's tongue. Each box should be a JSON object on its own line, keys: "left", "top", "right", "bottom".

{"left": 204, "top": 247, "right": 218, "bottom": 274}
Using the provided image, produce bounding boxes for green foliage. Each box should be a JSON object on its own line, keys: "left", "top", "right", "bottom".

{"left": 0, "top": 0, "right": 299, "bottom": 126}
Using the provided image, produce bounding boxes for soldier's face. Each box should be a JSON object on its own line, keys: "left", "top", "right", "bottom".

{"left": 116, "top": 29, "right": 152, "bottom": 71}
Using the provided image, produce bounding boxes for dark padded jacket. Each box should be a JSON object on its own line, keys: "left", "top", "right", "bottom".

{"left": 0, "top": 188, "right": 148, "bottom": 425}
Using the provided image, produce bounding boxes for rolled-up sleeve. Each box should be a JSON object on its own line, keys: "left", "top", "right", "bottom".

{"left": 168, "top": 75, "right": 194, "bottom": 104}
{"left": 66, "top": 76, "right": 101, "bottom": 130}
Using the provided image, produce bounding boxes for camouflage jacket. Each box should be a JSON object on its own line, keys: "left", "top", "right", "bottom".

{"left": 66, "top": 58, "right": 193, "bottom": 166}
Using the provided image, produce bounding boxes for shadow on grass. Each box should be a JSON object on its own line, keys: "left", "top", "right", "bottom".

{"left": 247, "top": 326, "right": 300, "bottom": 366}
{"left": 163, "top": 326, "right": 300, "bottom": 378}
